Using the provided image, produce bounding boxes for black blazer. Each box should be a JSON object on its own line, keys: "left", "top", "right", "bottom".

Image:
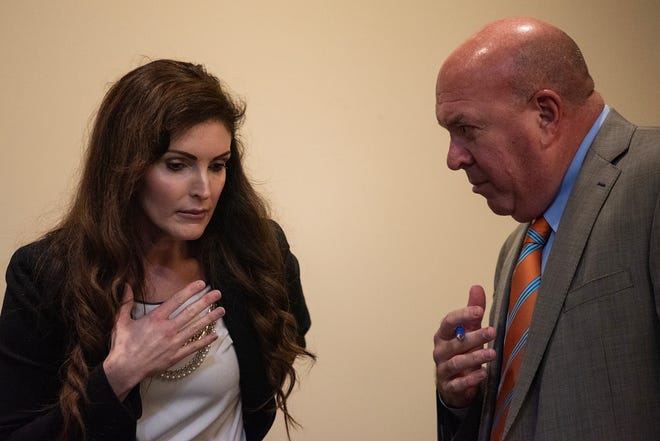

{"left": 0, "top": 224, "right": 310, "bottom": 441}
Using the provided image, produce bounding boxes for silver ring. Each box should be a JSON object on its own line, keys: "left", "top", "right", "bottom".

{"left": 455, "top": 326, "right": 465, "bottom": 341}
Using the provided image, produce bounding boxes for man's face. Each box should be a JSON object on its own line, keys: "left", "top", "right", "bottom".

{"left": 435, "top": 64, "right": 551, "bottom": 222}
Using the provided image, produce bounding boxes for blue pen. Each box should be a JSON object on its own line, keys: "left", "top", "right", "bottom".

{"left": 455, "top": 325, "right": 465, "bottom": 341}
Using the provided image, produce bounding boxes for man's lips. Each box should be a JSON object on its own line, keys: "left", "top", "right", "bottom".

{"left": 466, "top": 173, "right": 486, "bottom": 185}
{"left": 467, "top": 174, "right": 486, "bottom": 184}
{"left": 468, "top": 178, "right": 489, "bottom": 194}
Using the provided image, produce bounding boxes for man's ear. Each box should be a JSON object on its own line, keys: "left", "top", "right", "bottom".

{"left": 532, "top": 89, "right": 561, "bottom": 147}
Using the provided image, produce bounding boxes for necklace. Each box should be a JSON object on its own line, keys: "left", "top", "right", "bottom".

{"left": 156, "top": 307, "right": 217, "bottom": 381}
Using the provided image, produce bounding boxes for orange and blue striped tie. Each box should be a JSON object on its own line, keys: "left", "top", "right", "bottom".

{"left": 490, "top": 217, "right": 551, "bottom": 441}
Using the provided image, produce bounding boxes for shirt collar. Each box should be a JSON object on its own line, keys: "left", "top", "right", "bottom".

{"left": 543, "top": 105, "right": 610, "bottom": 233}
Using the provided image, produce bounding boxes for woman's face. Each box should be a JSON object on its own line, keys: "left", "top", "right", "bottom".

{"left": 138, "top": 120, "right": 232, "bottom": 245}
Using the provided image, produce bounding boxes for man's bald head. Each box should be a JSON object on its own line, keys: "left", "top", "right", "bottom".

{"left": 441, "top": 17, "right": 595, "bottom": 105}
{"left": 436, "top": 17, "right": 605, "bottom": 221}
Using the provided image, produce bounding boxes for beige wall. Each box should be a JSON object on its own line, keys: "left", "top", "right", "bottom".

{"left": 1, "top": 1, "right": 659, "bottom": 440}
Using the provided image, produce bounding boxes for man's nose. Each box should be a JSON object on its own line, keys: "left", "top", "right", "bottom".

{"left": 446, "top": 139, "right": 474, "bottom": 170}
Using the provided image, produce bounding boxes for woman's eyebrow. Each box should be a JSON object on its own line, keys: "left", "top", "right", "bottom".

{"left": 165, "top": 149, "right": 231, "bottom": 161}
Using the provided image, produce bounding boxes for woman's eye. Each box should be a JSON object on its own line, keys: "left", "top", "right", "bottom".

{"left": 166, "top": 161, "right": 186, "bottom": 171}
{"left": 210, "top": 162, "right": 227, "bottom": 173}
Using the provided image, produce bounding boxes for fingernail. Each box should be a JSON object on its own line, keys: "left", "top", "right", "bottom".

{"left": 487, "top": 327, "right": 496, "bottom": 339}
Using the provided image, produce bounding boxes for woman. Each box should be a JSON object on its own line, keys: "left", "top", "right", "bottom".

{"left": 0, "top": 59, "right": 313, "bottom": 441}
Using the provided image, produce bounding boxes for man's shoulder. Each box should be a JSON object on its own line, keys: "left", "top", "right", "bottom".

{"left": 595, "top": 109, "right": 659, "bottom": 174}
{"left": 603, "top": 109, "right": 660, "bottom": 140}
{"left": 622, "top": 123, "right": 660, "bottom": 182}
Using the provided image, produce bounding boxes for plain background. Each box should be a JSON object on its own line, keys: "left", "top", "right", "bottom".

{"left": 1, "top": 1, "right": 659, "bottom": 440}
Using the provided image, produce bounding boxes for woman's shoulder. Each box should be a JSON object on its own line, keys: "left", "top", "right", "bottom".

{"left": 8, "top": 234, "right": 65, "bottom": 270}
{"left": 267, "top": 219, "right": 291, "bottom": 252}
{"left": 3, "top": 237, "right": 69, "bottom": 367}
{"left": 7, "top": 238, "right": 50, "bottom": 274}
{"left": 5, "top": 236, "right": 66, "bottom": 306}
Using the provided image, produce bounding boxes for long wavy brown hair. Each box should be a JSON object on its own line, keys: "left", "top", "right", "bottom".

{"left": 37, "top": 59, "right": 313, "bottom": 440}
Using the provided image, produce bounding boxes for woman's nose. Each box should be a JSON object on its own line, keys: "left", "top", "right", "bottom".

{"left": 190, "top": 170, "right": 211, "bottom": 199}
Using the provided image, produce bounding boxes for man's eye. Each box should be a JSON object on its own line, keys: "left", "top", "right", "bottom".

{"left": 455, "top": 125, "right": 476, "bottom": 139}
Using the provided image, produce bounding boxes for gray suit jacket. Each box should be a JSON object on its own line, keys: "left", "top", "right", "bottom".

{"left": 439, "top": 110, "right": 660, "bottom": 441}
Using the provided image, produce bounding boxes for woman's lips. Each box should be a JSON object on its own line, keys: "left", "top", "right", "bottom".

{"left": 177, "top": 209, "right": 207, "bottom": 219}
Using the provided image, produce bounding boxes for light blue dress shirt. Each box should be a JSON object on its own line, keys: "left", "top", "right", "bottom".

{"left": 541, "top": 105, "right": 610, "bottom": 272}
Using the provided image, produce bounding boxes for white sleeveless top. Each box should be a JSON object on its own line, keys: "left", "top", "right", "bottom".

{"left": 132, "top": 287, "right": 246, "bottom": 441}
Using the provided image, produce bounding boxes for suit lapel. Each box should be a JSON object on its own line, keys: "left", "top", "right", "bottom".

{"left": 502, "top": 110, "right": 634, "bottom": 439}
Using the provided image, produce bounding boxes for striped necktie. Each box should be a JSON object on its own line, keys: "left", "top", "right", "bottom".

{"left": 490, "top": 217, "right": 551, "bottom": 441}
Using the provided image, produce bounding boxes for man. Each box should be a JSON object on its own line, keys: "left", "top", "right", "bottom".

{"left": 433, "top": 17, "right": 660, "bottom": 441}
